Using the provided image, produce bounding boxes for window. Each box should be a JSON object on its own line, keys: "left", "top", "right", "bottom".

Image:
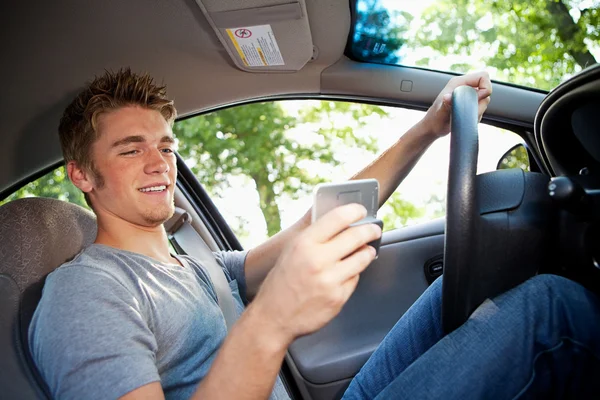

{"left": 3, "top": 101, "right": 525, "bottom": 252}
{"left": 1, "top": 166, "right": 89, "bottom": 209}
{"left": 350, "top": 0, "right": 600, "bottom": 91}
{"left": 175, "top": 100, "right": 524, "bottom": 249}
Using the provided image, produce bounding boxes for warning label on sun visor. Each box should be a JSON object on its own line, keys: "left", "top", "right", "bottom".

{"left": 226, "top": 25, "right": 284, "bottom": 67}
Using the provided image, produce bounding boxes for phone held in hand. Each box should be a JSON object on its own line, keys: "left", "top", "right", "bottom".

{"left": 311, "top": 179, "right": 384, "bottom": 257}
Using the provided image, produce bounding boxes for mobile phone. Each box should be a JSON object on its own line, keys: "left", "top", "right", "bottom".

{"left": 311, "top": 179, "right": 379, "bottom": 223}
{"left": 311, "top": 179, "right": 383, "bottom": 256}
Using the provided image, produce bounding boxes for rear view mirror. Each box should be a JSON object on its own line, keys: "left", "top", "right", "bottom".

{"left": 497, "top": 144, "right": 530, "bottom": 171}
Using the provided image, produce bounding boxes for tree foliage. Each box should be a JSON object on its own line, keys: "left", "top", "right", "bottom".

{"left": 411, "top": 0, "right": 599, "bottom": 89}
{"left": 1, "top": 166, "right": 89, "bottom": 209}
{"left": 379, "top": 192, "right": 425, "bottom": 229}
{"left": 175, "top": 101, "right": 398, "bottom": 237}
{"left": 498, "top": 144, "right": 530, "bottom": 171}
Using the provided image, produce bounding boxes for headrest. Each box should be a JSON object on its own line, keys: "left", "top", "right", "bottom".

{"left": 0, "top": 197, "right": 97, "bottom": 292}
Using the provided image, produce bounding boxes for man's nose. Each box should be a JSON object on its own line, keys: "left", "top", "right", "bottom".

{"left": 144, "top": 148, "right": 169, "bottom": 175}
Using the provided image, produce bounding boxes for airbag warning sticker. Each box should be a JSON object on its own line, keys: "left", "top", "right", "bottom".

{"left": 226, "top": 25, "right": 284, "bottom": 67}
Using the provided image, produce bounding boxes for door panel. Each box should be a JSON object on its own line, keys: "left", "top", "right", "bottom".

{"left": 287, "top": 219, "right": 445, "bottom": 399}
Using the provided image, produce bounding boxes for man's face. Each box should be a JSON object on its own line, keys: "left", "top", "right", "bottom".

{"left": 87, "top": 106, "right": 177, "bottom": 227}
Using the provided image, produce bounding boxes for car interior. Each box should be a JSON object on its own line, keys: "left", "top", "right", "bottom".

{"left": 1, "top": 0, "right": 599, "bottom": 399}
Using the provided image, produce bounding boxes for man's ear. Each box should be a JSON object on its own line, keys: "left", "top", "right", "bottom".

{"left": 67, "top": 161, "right": 94, "bottom": 193}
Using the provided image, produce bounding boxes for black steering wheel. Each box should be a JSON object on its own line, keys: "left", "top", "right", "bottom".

{"left": 442, "top": 85, "right": 481, "bottom": 334}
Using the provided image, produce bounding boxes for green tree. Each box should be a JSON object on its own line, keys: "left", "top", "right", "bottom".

{"left": 410, "top": 0, "right": 599, "bottom": 89}
{"left": 379, "top": 191, "right": 425, "bottom": 229}
{"left": 0, "top": 166, "right": 89, "bottom": 209}
{"left": 498, "top": 144, "right": 530, "bottom": 171}
{"left": 175, "top": 101, "right": 391, "bottom": 237}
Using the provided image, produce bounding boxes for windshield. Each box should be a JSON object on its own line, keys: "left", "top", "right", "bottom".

{"left": 349, "top": 0, "right": 600, "bottom": 91}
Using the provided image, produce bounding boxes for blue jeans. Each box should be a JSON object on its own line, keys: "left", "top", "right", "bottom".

{"left": 342, "top": 275, "right": 600, "bottom": 399}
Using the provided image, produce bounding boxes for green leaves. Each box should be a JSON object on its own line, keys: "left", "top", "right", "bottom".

{"left": 1, "top": 166, "right": 88, "bottom": 209}
{"left": 380, "top": 192, "right": 425, "bottom": 230}
{"left": 498, "top": 144, "right": 530, "bottom": 171}
{"left": 175, "top": 101, "right": 403, "bottom": 237}
{"left": 354, "top": 0, "right": 597, "bottom": 89}
{"left": 411, "top": 0, "right": 598, "bottom": 90}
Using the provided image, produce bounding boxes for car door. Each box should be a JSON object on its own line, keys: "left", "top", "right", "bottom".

{"left": 286, "top": 218, "right": 444, "bottom": 399}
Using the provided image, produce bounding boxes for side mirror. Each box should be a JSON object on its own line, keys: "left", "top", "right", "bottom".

{"left": 497, "top": 143, "right": 530, "bottom": 171}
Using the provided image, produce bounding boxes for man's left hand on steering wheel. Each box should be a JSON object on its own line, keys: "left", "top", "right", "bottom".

{"left": 420, "top": 71, "right": 493, "bottom": 139}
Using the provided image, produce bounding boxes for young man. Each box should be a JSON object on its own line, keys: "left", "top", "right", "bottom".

{"left": 29, "top": 69, "right": 600, "bottom": 400}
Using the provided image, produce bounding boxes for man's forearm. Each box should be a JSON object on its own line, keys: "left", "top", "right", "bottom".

{"left": 352, "top": 120, "right": 437, "bottom": 207}
{"left": 244, "top": 211, "right": 310, "bottom": 298}
{"left": 191, "top": 302, "right": 291, "bottom": 400}
{"left": 244, "top": 121, "right": 438, "bottom": 296}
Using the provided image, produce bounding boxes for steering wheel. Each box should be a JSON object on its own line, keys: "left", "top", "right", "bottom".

{"left": 442, "top": 85, "right": 481, "bottom": 334}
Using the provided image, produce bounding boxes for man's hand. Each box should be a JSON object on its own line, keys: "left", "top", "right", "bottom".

{"left": 420, "top": 71, "right": 493, "bottom": 139}
{"left": 189, "top": 206, "right": 380, "bottom": 400}
{"left": 252, "top": 203, "right": 382, "bottom": 345}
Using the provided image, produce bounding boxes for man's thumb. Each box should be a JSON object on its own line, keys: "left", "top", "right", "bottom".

{"left": 442, "top": 93, "right": 452, "bottom": 107}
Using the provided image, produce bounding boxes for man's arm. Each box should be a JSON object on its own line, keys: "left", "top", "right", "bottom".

{"left": 121, "top": 305, "right": 287, "bottom": 400}
{"left": 355, "top": 71, "right": 492, "bottom": 206}
{"left": 121, "top": 304, "right": 290, "bottom": 400}
{"left": 244, "top": 208, "right": 311, "bottom": 299}
{"left": 242, "top": 121, "right": 437, "bottom": 299}
{"left": 123, "top": 204, "right": 382, "bottom": 400}
{"left": 244, "top": 71, "right": 493, "bottom": 297}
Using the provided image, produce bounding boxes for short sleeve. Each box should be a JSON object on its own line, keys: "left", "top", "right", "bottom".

{"left": 28, "top": 266, "right": 160, "bottom": 400}
{"left": 213, "top": 250, "right": 249, "bottom": 302}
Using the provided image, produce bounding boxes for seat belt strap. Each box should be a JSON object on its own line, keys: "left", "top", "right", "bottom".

{"left": 165, "top": 207, "right": 238, "bottom": 330}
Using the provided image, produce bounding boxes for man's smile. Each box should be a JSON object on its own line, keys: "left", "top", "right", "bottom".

{"left": 138, "top": 183, "right": 170, "bottom": 194}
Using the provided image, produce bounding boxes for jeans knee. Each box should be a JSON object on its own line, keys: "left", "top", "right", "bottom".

{"left": 522, "top": 274, "right": 581, "bottom": 298}
{"left": 426, "top": 276, "right": 444, "bottom": 304}
{"left": 512, "top": 274, "right": 588, "bottom": 316}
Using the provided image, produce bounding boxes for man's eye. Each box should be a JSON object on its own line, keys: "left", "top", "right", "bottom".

{"left": 120, "top": 150, "right": 139, "bottom": 156}
{"left": 161, "top": 148, "right": 174, "bottom": 154}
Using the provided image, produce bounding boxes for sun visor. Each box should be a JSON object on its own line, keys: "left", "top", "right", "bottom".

{"left": 195, "top": 0, "right": 313, "bottom": 72}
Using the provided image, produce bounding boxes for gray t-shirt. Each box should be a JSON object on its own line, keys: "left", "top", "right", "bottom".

{"left": 28, "top": 244, "right": 289, "bottom": 400}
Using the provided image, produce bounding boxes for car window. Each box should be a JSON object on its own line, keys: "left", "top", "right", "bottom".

{"left": 175, "top": 100, "right": 525, "bottom": 249}
{"left": 349, "top": 0, "right": 600, "bottom": 91}
{"left": 0, "top": 165, "right": 89, "bottom": 209}
{"left": 498, "top": 144, "right": 530, "bottom": 171}
{"left": 2, "top": 102, "right": 525, "bottom": 251}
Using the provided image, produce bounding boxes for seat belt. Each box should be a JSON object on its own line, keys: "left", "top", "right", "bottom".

{"left": 166, "top": 208, "right": 291, "bottom": 394}
{"left": 164, "top": 207, "right": 238, "bottom": 330}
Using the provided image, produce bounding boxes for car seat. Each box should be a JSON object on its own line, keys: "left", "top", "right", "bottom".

{"left": 0, "top": 197, "right": 97, "bottom": 399}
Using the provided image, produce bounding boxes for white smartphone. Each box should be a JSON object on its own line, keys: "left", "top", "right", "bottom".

{"left": 311, "top": 178, "right": 379, "bottom": 223}
{"left": 311, "top": 178, "right": 383, "bottom": 257}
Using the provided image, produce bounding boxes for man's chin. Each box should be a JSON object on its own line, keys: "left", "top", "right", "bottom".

{"left": 142, "top": 205, "right": 175, "bottom": 227}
